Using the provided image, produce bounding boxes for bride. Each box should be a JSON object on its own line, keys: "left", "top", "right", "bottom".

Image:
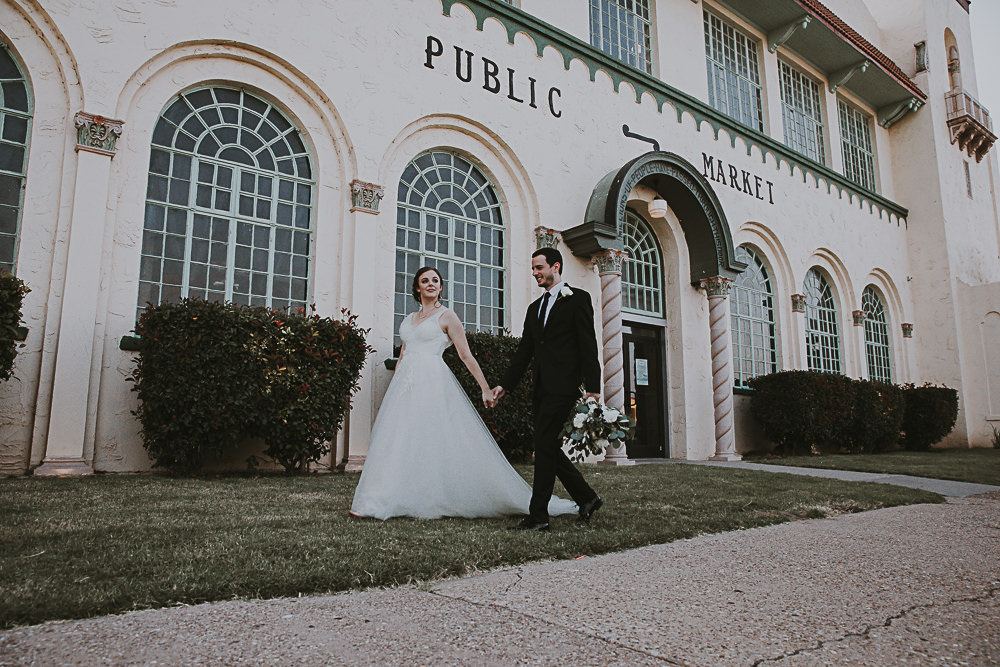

{"left": 350, "top": 266, "right": 577, "bottom": 520}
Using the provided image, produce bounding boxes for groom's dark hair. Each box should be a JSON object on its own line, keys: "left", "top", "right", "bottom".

{"left": 532, "top": 247, "right": 562, "bottom": 274}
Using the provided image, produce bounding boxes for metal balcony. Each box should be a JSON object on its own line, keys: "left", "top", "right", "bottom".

{"left": 945, "top": 87, "right": 996, "bottom": 162}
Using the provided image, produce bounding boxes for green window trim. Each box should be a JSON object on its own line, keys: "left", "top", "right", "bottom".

{"left": 438, "top": 0, "right": 908, "bottom": 223}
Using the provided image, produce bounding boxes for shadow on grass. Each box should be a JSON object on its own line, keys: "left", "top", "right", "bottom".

{"left": 0, "top": 464, "right": 942, "bottom": 629}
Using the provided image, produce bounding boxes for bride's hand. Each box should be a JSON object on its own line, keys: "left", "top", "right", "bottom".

{"left": 481, "top": 389, "right": 495, "bottom": 408}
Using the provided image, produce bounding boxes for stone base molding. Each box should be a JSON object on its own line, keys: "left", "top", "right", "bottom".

{"left": 33, "top": 457, "right": 94, "bottom": 477}
{"left": 344, "top": 455, "right": 366, "bottom": 473}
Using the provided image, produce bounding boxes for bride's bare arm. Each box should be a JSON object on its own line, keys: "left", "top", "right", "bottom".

{"left": 440, "top": 310, "right": 494, "bottom": 406}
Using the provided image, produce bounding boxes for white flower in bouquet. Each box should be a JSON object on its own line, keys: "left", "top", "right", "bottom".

{"left": 559, "top": 397, "right": 636, "bottom": 462}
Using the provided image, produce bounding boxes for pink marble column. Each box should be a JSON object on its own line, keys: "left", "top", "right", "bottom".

{"left": 700, "top": 276, "right": 741, "bottom": 461}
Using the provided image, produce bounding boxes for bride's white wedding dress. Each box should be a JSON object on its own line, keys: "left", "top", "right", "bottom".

{"left": 350, "top": 309, "right": 578, "bottom": 520}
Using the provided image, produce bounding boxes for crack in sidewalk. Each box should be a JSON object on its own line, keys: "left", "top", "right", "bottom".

{"left": 428, "top": 585, "right": 687, "bottom": 665}
{"left": 752, "top": 584, "right": 1000, "bottom": 666}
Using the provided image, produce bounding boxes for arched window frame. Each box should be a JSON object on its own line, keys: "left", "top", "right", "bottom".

{"left": 137, "top": 86, "right": 315, "bottom": 319}
{"left": 621, "top": 209, "right": 664, "bottom": 317}
{"left": 803, "top": 268, "right": 841, "bottom": 373}
{"left": 862, "top": 285, "right": 893, "bottom": 383}
{"left": 730, "top": 245, "right": 777, "bottom": 387}
{"left": 0, "top": 44, "right": 32, "bottom": 274}
{"left": 394, "top": 150, "right": 505, "bottom": 340}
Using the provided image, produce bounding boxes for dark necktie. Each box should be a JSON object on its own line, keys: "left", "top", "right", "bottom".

{"left": 538, "top": 291, "right": 551, "bottom": 326}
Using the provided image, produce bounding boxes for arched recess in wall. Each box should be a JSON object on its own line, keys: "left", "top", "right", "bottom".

{"left": 568, "top": 151, "right": 745, "bottom": 283}
{"left": 944, "top": 28, "right": 961, "bottom": 91}
{"left": 0, "top": 0, "right": 83, "bottom": 471}
{"left": 379, "top": 114, "right": 538, "bottom": 331}
{"left": 863, "top": 268, "right": 908, "bottom": 382}
{"left": 983, "top": 311, "right": 1000, "bottom": 419}
{"left": 107, "top": 41, "right": 354, "bottom": 325}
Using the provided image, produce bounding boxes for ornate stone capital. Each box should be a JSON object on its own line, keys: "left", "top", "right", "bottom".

{"left": 74, "top": 112, "right": 124, "bottom": 157}
{"left": 791, "top": 293, "right": 807, "bottom": 313}
{"left": 350, "top": 180, "right": 384, "bottom": 214}
{"left": 699, "top": 275, "right": 732, "bottom": 297}
{"left": 592, "top": 248, "right": 627, "bottom": 275}
{"left": 852, "top": 309, "right": 866, "bottom": 326}
{"left": 534, "top": 226, "right": 562, "bottom": 249}
{"left": 902, "top": 322, "right": 914, "bottom": 338}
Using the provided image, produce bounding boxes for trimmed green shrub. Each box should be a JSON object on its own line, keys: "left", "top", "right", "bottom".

{"left": 444, "top": 330, "right": 534, "bottom": 463}
{"left": 130, "top": 300, "right": 371, "bottom": 473}
{"left": 256, "top": 309, "right": 371, "bottom": 473}
{"left": 748, "top": 370, "right": 855, "bottom": 455}
{"left": 900, "top": 383, "right": 959, "bottom": 451}
{"left": 847, "top": 381, "right": 904, "bottom": 454}
{"left": 0, "top": 271, "right": 29, "bottom": 382}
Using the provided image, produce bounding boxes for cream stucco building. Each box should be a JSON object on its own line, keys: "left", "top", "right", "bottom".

{"left": 0, "top": 0, "right": 997, "bottom": 475}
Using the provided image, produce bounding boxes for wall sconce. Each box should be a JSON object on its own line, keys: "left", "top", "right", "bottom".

{"left": 648, "top": 197, "right": 668, "bottom": 218}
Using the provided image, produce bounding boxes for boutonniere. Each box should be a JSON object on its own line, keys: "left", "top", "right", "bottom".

{"left": 559, "top": 285, "right": 573, "bottom": 298}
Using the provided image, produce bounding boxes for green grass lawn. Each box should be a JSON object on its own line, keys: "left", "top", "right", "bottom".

{"left": 0, "top": 464, "right": 941, "bottom": 629}
{"left": 749, "top": 448, "right": 1000, "bottom": 486}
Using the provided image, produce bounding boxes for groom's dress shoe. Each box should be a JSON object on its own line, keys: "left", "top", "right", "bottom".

{"left": 510, "top": 518, "right": 550, "bottom": 532}
{"left": 577, "top": 495, "right": 603, "bottom": 524}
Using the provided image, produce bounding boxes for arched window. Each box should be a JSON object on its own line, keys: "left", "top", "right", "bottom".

{"left": 862, "top": 286, "right": 892, "bottom": 383}
{"left": 730, "top": 245, "right": 776, "bottom": 386}
{"left": 621, "top": 210, "right": 663, "bottom": 317}
{"left": 395, "top": 150, "right": 505, "bottom": 337}
{"left": 0, "top": 46, "right": 31, "bottom": 274}
{"left": 138, "top": 87, "right": 314, "bottom": 316}
{"left": 803, "top": 268, "right": 841, "bottom": 373}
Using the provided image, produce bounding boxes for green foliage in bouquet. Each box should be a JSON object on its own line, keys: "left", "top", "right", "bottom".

{"left": 559, "top": 398, "right": 635, "bottom": 463}
{"left": 0, "top": 271, "right": 29, "bottom": 382}
{"left": 444, "top": 330, "right": 534, "bottom": 463}
{"left": 130, "top": 299, "right": 371, "bottom": 473}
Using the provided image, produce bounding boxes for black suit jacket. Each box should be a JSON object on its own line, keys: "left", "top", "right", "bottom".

{"left": 501, "top": 285, "right": 602, "bottom": 398}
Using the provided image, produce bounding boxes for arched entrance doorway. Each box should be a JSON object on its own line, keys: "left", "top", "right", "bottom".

{"left": 562, "top": 152, "right": 745, "bottom": 460}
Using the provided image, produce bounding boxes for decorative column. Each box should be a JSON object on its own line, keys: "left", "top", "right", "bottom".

{"left": 344, "top": 179, "right": 385, "bottom": 473}
{"left": 593, "top": 248, "right": 633, "bottom": 466}
{"left": 35, "top": 113, "right": 124, "bottom": 476}
{"left": 534, "top": 226, "right": 561, "bottom": 249}
{"left": 700, "top": 276, "right": 740, "bottom": 461}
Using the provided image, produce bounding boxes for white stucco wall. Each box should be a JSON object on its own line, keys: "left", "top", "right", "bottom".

{"left": 1, "top": 0, "right": 997, "bottom": 474}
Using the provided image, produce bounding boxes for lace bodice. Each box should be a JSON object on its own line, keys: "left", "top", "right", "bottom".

{"left": 399, "top": 309, "right": 452, "bottom": 357}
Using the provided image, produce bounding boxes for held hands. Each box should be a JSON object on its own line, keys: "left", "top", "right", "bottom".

{"left": 490, "top": 386, "right": 506, "bottom": 405}
{"left": 583, "top": 391, "right": 601, "bottom": 403}
{"left": 481, "top": 389, "right": 497, "bottom": 408}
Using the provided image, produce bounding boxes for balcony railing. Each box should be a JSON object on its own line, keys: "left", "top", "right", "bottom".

{"left": 945, "top": 87, "right": 996, "bottom": 162}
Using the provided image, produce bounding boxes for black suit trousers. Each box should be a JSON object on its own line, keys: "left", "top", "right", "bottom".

{"left": 529, "top": 393, "right": 597, "bottom": 522}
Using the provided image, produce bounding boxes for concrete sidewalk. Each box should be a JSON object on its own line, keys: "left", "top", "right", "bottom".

{"left": 2, "top": 489, "right": 997, "bottom": 665}
{"left": 678, "top": 459, "right": 999, "bottom": 497}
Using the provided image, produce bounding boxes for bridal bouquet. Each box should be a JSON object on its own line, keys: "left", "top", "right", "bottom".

{"left": 560, "top": 398, "right": 635, "bottom": 462}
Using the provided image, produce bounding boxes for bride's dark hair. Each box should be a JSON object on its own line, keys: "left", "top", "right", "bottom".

{"left": 411, "top": 266, "right": 445, "bottom": 303}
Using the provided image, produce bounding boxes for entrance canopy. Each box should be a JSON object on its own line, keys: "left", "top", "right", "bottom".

{"left": 563, "top": 152, "right": 745, "bottom": 284}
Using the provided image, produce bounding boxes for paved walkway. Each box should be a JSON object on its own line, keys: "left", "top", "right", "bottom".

{"left": 2, "top": 468, "right": 998, "bottom": 666}
{"left": 679, "top": 459, "right": 999, "bottom": 498}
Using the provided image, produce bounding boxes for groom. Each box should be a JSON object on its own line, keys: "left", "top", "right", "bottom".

{"left": 492, "top": 247, "right": 603, "bottom": 531}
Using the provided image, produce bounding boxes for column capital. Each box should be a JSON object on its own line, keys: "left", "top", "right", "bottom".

{"left": 902, "top": 322, "right": 914, "bottom": 338}
{"left": 591, "top": 248, "right": 627, "bottom": 275}
{"left": 699, "top": 275, "right": 732, "bottom": 297}
{"left": 852, "top": 309, "right": 866, "bottom": 326}
{"left": 74, "top": 111, "right": 124, "bottom": 157}
{"left": 791, "top": 293, "right": 807, "bottom": 312}
{"left": 350, "top": 180, "right": 384, "bottom": 214}
{"left": 534, "top": 226, "right": 562, "bottom": 249}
